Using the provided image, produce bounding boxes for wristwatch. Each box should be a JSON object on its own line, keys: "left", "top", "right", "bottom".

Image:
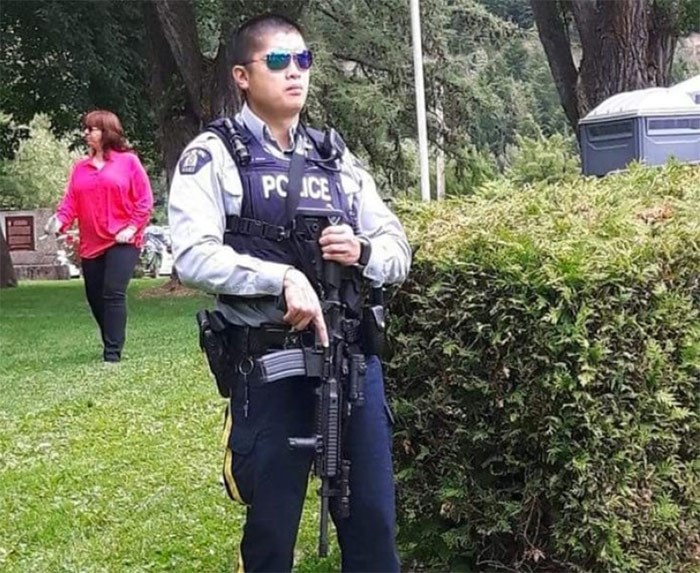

{"left": 357, "top": 236, "right": 372, "bottom": 268}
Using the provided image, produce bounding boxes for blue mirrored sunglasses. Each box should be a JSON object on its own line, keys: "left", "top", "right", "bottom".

{"left": 245, "top": 49, "right": 313, "bottom": 71}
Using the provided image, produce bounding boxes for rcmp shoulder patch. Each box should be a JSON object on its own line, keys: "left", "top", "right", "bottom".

{"left": 178, "top": 147, "right": 212, "bottom": 175}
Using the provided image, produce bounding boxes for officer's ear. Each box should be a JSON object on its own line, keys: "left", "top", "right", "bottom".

{"left": 232, "top": 65, "right": 250, "bottom": 91}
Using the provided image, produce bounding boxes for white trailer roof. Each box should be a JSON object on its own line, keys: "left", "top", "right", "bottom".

{"left": 580, "top": 82, "right": 699, "bottom": 125}
{"left": 672, "top": 74, "right": 700, "bottom": 101}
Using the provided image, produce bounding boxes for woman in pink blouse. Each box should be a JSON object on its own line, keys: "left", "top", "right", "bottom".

{"left": 47, "top": 110, "right": 153, "bottom": 363}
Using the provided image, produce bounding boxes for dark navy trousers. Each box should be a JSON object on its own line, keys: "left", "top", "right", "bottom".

{"left": 81, "top": 244, "right": 140, "bottom": 362}
{"left": 222, "top": 355, "right": 400, "bottom": 572}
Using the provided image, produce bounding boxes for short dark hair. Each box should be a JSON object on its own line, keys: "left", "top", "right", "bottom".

{"left": 231, "top": 14, "right": 304, "bottom": 66}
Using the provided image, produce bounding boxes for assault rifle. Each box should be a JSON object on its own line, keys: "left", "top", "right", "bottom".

{"left": 258, "top": 209, "right": 367, "bottom": 557}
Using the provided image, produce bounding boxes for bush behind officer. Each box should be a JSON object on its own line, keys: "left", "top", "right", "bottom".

{"left": 168, "top": 13, "right": 411, "bottom": 573}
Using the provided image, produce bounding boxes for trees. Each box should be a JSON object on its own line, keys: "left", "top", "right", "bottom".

{"left": 0, "top": 115, "right": 77, "bottom": 211}
{"left": 0, "top": 0, "right": 156, "bottom": 159}
{"left": 2, "top": 0, "right": 696, "bottom": 187}
{"left": 142, "top": 0, "right": 308, "bottom": 178}
{"left": 530, "top": 0, "right": 700, "bottom": 134}
{"left": 0, "top": 0, "right": 570, "bottom": 196}
{"left": 0, "top": 114, "right": 78, "bottom": 288}
{"left": 304, "top": 0, "right": 565, "bottom": 192}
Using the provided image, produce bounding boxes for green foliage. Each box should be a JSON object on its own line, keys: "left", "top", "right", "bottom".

{"left": 672, "top": 39, "right": 700, "bottom": 84}
{"left": 505, "top": 132, "right": 580, "bottom": 186}
{"left": 0, "top": 114, "right": 79, "bottom": 210}
{"left": 0, "top": 111, "right": 26, "bottom": 160}
{"left": 675, "top": 0, "right": 700, "bottom": 35}
{"left": 387, "top": 163, "right": 700, "bottom": 572}
{"left": 477, "top": 0, "right": 533, "bottom": 28}
{"left": 195, "top": 0, "right": 225, "bottom": 58}
{"left": 444, "top": 146, "right": 499, "bottom": 197}
{"left": 0, "top": 280, "right": 338, "bottom": 572}
{"left": 303, "top": 0, "right": 567, "bottom": 195}
{"left": 1, "top": 0, "right": 570, "bottom": 195}
{"left": 0, "top": 0, "right": 156, "bottom": 161}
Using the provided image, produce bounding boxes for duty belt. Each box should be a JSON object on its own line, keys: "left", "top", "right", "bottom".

{"left": 226, "top": 324, "right": 315, "bottom": 357}
{"left": 227, "top": 321, "right": 362, "bottom": 358}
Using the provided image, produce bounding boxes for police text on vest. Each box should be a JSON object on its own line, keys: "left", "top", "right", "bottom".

{"left": 261, "top": 175, "right": 331, "bottom": 201}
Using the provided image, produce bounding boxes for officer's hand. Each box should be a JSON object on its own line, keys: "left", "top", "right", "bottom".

{"left": 115, "top": 225, "right": 137, "bottom": 244}
{"left": 282, "top": 269, "right": 329, "bottom": 347}
{"left": 319, "top": 224, "right": 360, "bottom": 266}
{"left": 44, "top": 214, "right": 62, "bottom": 236}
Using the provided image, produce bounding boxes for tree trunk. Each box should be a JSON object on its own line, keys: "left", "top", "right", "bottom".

{"left": 575, "top": 0, "right": 650, "bottom": 114}
{"left": 141, "top": 0, "right": 315, "bottom": 291}
{"left": 435, "top": 84, "right": 445, "bottom": 201}
{"left": 0, "top": 229, "right": 18, "bottom": 288}
{"left": 141, "top": 0, "right": 250, "bottom": 290}
{"left": 153, "top": 0, "right": 204, "bottom": 121}
{"left": 164, "top": 266, "right": 180, "bottom": 291}
{"left": 207, "top": 35, "right": 241, "bottom": 119}
{"left": 142, "top": 0, "right": 202, "bottom": 183}
{"left": 142, "top": 0, "right": 312, "bottom": 180}
{"left": 645, "top": 1, "right": 680, "bottom": 86}
{"left": 531, "top": 0, "right": 580, "bottom": 132}
{"left": 531, "top": 0, "right": 682, "bottom": 134}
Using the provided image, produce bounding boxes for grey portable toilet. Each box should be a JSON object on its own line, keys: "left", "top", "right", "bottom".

{"left": 579, "top": 76, "right": 700, "bottom": 176}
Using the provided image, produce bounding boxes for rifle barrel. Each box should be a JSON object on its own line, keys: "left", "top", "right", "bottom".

{"left": 319, "top": 493, "right": 330, "bottom": 557}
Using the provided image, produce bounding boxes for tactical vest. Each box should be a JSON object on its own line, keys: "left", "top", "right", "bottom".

{"left": 207, "top": 118, "right": 362, "bottom": 316}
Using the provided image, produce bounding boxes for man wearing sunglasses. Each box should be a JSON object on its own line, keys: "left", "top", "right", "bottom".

{"left": 169, "top": 13, "right": 410, "bottom": 573}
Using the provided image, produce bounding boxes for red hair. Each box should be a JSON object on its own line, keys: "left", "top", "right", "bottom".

{"left": 82, "top": 110, "right": 131, "bottom": 157}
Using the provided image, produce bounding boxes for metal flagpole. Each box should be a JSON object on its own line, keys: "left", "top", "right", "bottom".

{"left": 410, "top": 0, "right": 431, "bottom": 202}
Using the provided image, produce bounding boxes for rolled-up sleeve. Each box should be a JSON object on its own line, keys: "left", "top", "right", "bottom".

{"left": 56, "top": 164, "right": 79, "bottom": 232}
{"left": 168, "top": 136, "right": 292, "bottom": 296}
{"left": 346, "top": 153, "right": 411, "bottom": 285}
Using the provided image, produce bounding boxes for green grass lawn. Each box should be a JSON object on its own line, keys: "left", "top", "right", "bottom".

{"left": 0, "top": 279, "right": 339, "bottom": 572}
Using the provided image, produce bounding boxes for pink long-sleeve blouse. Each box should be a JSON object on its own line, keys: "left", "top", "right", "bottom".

{"left": 57, "top": 150, "right": 153, "bottom": 259}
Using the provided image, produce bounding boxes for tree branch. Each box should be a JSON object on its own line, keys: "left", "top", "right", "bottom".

{"left": 332, "top": 53, "right": 392, "bottom": 74}
{"left": 316, "top": 4, "right": 350, "bottom": 27}
{"left": 142, "top": 0, "right": 200, "bottom": 181}
{"left": 570, "top": 0, "right": 598, "bottom": 55}
{"left": 208, "top": 34, "right": 241, "bottom": 119}
{"left": 530, "top": 0, "right": 580, "bottom": 133}
{"left": 154, "top": 0, "right": 204, "bottom": 121}
{"left": 647, "top": 0, "right": 681, "bottom": 85}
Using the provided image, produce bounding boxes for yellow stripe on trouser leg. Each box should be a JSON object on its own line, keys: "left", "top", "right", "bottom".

{"left": 221, "top": 403, "right": 232, "bottom": 446}
{"left": 236, "top": 550, "right": 245, "bottom": 573}
{"left": 221, "top": 403, "right": 245, "bottom": 504}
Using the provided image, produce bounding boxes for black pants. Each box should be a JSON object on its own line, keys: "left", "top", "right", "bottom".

{"left": 81, "top": 244, "right": 140, "bottom": 362}
{"left": 223, "top": 356, "right": 400, "bottom": 572}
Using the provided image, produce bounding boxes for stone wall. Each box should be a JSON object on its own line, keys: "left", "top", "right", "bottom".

{"left": 0, "top": 208, "right": 72, "bottom": 280}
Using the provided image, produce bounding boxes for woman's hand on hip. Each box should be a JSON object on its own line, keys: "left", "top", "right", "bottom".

{"left": 115, "top": 225, "right": 137, "bottom": 244}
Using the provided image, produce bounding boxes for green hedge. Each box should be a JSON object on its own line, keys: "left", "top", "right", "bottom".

{"left": 386, "top": 163, "right": 700, "bottom": 572}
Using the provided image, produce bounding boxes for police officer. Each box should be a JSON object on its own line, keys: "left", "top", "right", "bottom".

{"left": 168, "top": 13, "right": 411, "bottom": 573}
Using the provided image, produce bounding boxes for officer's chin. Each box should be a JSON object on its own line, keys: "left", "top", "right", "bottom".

{"left": 280, "top": 99, "right": 306, "bottom": 116}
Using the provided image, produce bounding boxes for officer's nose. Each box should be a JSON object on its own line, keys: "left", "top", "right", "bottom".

{"left": 286, "top": 61, "right": 303, "bottom": 78}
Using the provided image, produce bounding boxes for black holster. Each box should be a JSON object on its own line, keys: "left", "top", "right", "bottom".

{"left": 361, "top": 287, "right": 386, "bottom": 356}
{"left": 196, "top": 309, "right": 236, "bottom": 398}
